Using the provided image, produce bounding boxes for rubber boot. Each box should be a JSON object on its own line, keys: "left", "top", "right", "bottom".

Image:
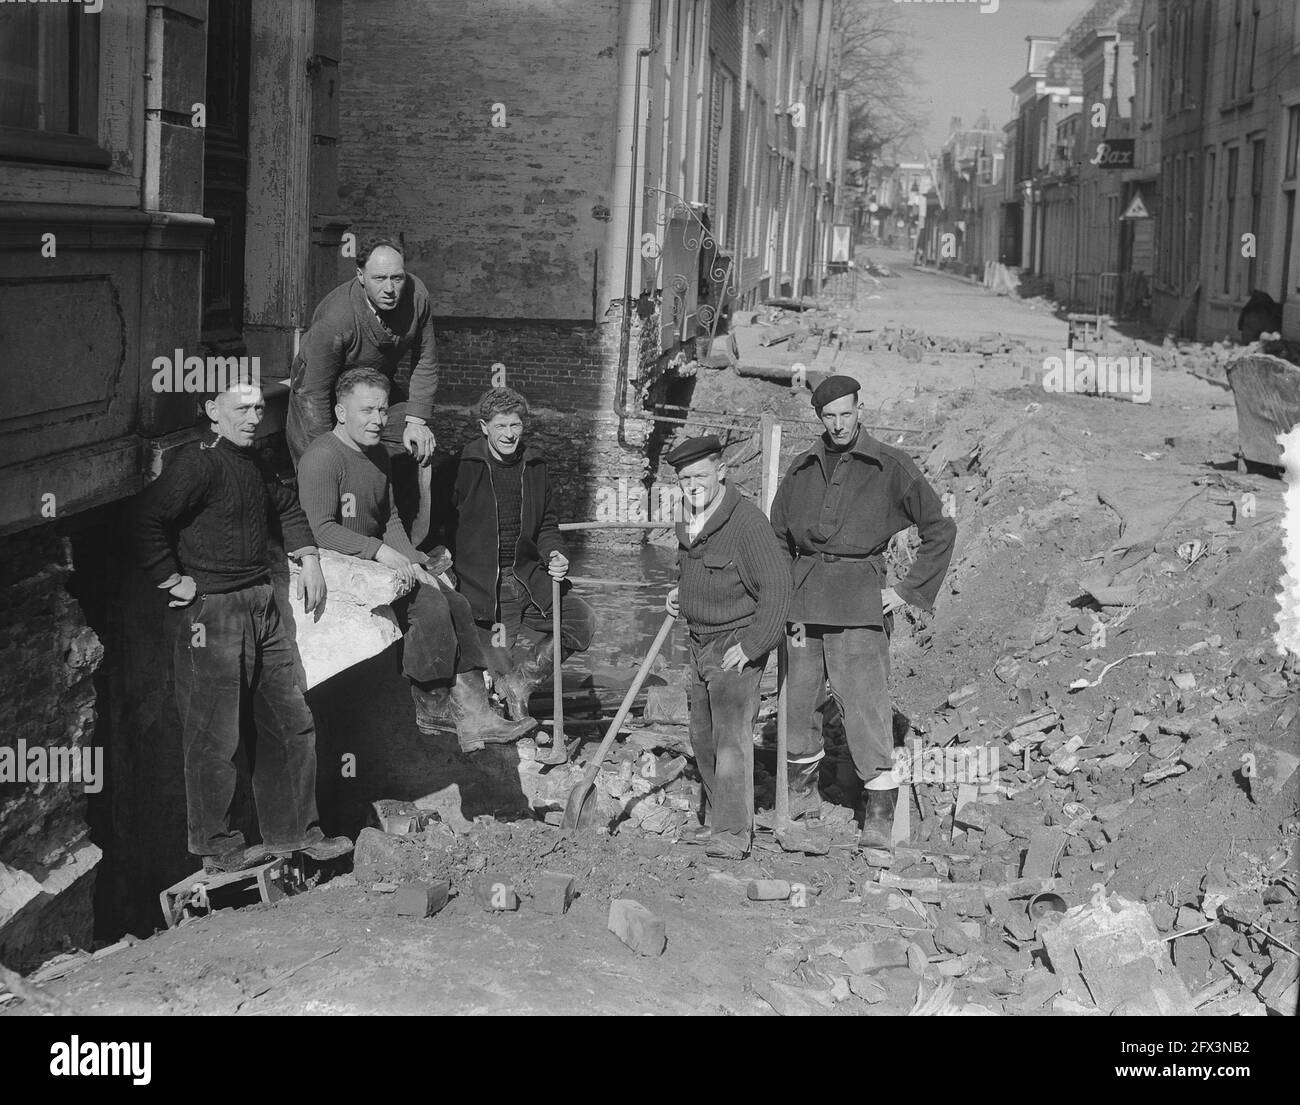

{"left": 451, "top": 670, "right": 538, "bottom": 752}
{"left": 857, "top": 787, "right": 898, "bottom": 851}
{"left": 495, "top": 637, "right": 554, "bottom": 722}
{"left": 411, "top": 681, "right": 453, "bottom": 734}
{"left": 787, "top": 759, "right": 823, "bottom": 821}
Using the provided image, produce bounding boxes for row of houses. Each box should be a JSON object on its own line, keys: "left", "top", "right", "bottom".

{"left": 0, "top": 0, "right": 849, "bottom": 962}
{"left": 916, "top": 0, "right": 1300, "bottom": 344}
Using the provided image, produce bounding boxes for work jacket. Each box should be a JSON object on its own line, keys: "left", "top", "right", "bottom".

{"left": 430, "top": 438, "right": 566, "bottom": 622}
{"left": 770, "top": 429, "right": 956, "bottom": 627}
{"left": 287, "top": 275, "right": 439, "bottom": 460}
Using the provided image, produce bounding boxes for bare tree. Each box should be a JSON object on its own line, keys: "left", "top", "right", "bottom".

{"left": 835, "top": 0, "right": 927, "bottom": 172}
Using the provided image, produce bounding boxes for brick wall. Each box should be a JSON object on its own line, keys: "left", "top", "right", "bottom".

{"left": 0, "top": 530, "right": 103, "bottom": 969}
{"left": 339, "top": 0, "right": 622, "bottom": 323}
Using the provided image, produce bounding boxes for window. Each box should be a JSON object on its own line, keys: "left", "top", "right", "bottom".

{"left": 1285, "top": 105, "right": 1300, "bottom": 181}
{"left": 1248, "top": 138, "right": 1265, "bottom": 290}
{"left": 1245, "top": 1, "right": 1260, "bottom": 95}
{"left": 1229, "top": 0, "right": 1243, "bottom": 102}
{"left": 0, "top": 4, "right": 105, "bottom": 166}
{"left": 1223, "top": 146, "right": 1239, "bottom": 294}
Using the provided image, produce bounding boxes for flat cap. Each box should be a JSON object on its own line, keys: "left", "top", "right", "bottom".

{"left": 810, "top": 373, "right": 860, "bottom": 410}
{"left": 665, "top": 435, "right": 724, "bottom": 470}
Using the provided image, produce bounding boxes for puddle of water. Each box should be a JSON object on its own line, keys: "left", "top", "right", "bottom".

{"left": 565, "top": 541, "right": 687, "bottom": 685}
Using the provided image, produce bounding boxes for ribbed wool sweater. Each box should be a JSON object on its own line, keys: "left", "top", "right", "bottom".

{"left": 488, "top": 450, "right": 524, "bottom": 572}
{"left": 675, "top": 485, "right": 792, "bottom": 660}
{"left": 296, "top": 430, "right": 422, "bottom": 561}
{"left": 134, "top": 434, "right": 317, "bottom": 594}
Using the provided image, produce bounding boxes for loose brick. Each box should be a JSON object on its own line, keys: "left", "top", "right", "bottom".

{"left": 533, "top": 872, "right": 576, "bottom": 915}
{"left": 395, "top": 880, "right": 451, "bottom": 917}
{"left": 607, "top": 898, "right": 666, "bottom": 956}
{"left": 746, "top": 879, "right": 792, "bottom": 901}
{"left": 473, "top": 874, "right": 520, "bottom": 911}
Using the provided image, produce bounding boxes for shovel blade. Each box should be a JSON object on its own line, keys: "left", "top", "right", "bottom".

{"left": 560, "top": 781, "right": 597, "bottom": 830}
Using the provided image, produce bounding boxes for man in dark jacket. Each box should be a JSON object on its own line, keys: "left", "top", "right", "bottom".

{"left": 431, "top": 388, "right": 595, "bottom": 723}
{"left": 287, "top": 236, "right": 439, "bottom": 533}
{"left": 665, "top": 437, "right": 791, "bottom": 859}
{"left": 771, "top": 375, "right": 956, "bottom": 851}
{"left": 135, "top": 380, "right": 353, "bottom": 874}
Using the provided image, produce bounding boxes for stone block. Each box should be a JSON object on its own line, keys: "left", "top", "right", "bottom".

{"left": 608, "top": 898, "right": 666, "bottom": 956}
{"left": 473, "top": 874, "right": 519, "bottom": 911}
{"left": 394, "top": 881, "right": 450, "bottom": 918}
{"left": 746, "top": 879, "right": 792, "bottom": 901}
{"left": 533, "top": 873, "right": 576, "bottom": 915}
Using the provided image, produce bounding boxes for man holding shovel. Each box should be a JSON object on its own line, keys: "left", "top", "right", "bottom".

{"left": 771, "top": 375, "right": 955, "bottom": 852}
{"left": 665, "top": 436, "right": 791, "bottom": 859}
{"left": 429, "top": 387, "right": 595, "bottom": 728}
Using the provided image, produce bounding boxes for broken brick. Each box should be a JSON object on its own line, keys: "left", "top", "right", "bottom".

{"left": 608, "top": 898, "right": 666, "bottom": 956}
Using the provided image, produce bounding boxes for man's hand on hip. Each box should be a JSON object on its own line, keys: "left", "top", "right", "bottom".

{"left": 402, "top": 420, "right": 436, "bottom": 464}
{"left": 720, "top": 643, "right": 749, "bottom": 672}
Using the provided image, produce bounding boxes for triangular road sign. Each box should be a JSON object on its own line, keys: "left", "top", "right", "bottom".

{"left": 1121, "top": 193, "right": 1150, "bottom": 219}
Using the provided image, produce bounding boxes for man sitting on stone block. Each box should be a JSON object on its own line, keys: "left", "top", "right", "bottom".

{"left": 296, "top": 368, "right": 536, "bottom": 752}
{"left": 429, "top": 387, "right": 595, "bottom": 726}
{"left": 134, "top": 378, "right": 353, "bottom": 874}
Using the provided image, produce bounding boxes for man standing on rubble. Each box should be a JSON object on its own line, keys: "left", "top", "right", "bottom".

{"left": 135, "top": 379, "right": 354, "bottom": 874}
{"left": 296, "top": 368, "right": 536, "bottom": 752}
{"left": 771, "top": 375, "right": 956, "bottom": 851}
{"left": 429, "top": 387, "right": 595, "bottom": 727}
{"left": 665, "top": 436, "right": 791, "bottom": 859}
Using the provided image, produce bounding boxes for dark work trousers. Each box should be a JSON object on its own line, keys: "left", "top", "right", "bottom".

{"left": 687, "top": 630, "right": 765, "bottom": 837}
{"left": 476, "top": 570, "right": 596, "bottom": 675}
{"left": 170, "top": 583, "right": 324, "bottom": 857}
{"left": 786, "top": 622, "right": 893, "bottom": 785}
{"left": 397, "top": 578, "right": 489, "bottom": 684}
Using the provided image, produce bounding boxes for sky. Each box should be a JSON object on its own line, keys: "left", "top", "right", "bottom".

{"left": 885, "top": 0, "right": 1099, "bottom": 152}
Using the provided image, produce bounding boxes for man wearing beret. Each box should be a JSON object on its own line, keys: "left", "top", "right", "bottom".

{"left": 665, "top": 436, "right": 791, "bottom": 859}
{"left": 771, "top": 375, "right": 956, "bottom": 851}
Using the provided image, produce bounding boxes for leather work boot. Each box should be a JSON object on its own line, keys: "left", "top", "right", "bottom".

{"left": 679, "top": 822, "right": 713, "bottom": 846}
{"left": 451, "top": 670, "right": 538, "bottom": 752}
{"left": 787, "top": 759, "right": 823, "bottom": 821}
{"left": 704, "top": 830, "right": 751, "bottom": 860}
{"left": 415, "top": 673, "right": 520, "bottom": 735}
{"left": 857, "top": 787, "right": 898, "bottom": 851}
{"left": 411, "top": 682, "right": 454, "bottom": 734}
{"left": 495, "top": 637, "right": 554, "bottom": 721}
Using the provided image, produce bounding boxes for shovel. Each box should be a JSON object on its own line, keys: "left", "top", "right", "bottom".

{"left": 534, "top": 577, "right": 570, "bottom": 766}
{"left": 560, "top": 608, "right": 677, "bottom": 830}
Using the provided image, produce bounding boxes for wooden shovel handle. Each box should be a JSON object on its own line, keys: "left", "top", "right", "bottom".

{"left": 552, "top": 577, "right": 564, "bottom": 740}
{"left": 576, "top": 610, "right": 677, "bottom": 791}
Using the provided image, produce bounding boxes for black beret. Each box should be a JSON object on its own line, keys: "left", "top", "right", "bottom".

{"left": 665, "top": 435, "right": 724, "bottom": 470}
{"left": 810, "top": 373, "right": 860, "bottom": 410}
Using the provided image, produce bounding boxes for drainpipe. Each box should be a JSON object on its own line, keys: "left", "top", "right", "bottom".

{"left": 614, "top": 45, "right": 653, "bottom": 432}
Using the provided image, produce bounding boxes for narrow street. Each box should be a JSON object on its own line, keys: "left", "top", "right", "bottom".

{"left": 20, "top": 259, "right": 1295, "bottom": 1018}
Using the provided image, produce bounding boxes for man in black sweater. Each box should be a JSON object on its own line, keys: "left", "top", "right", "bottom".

{"left": 665, "top": 436, "right": 791, "bottom": 859}
{"left": 135, "top": 381, "right": 353, "bottom": 874}
{"left": 297, "top": 369, "right": 535, "bottom": 751}
{"left": 430, "top": 388, "right": 595, "bottom": 726}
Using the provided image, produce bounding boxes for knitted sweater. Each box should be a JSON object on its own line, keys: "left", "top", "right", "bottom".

{"left": 675, "top": 485, "right": 791, "bottom": 660}
{"left": 134, "top": 434, "right": 317, "bottom": 594}
{"left": 296, "top": 431, "right": 423, "bottom": 562}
